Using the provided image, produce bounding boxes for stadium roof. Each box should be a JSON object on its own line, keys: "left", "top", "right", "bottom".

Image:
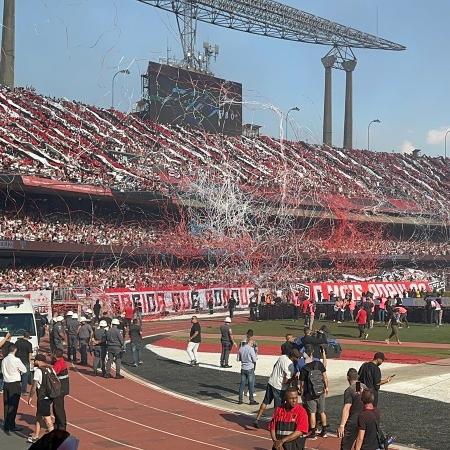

{"left": 137, "top": 0, "right": 406, "bottom": 50}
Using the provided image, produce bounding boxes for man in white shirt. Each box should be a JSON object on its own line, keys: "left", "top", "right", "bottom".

{"left": 253, "top": 348, "right": 300, "bottom": 428}
{"left": 1, "top": 343, "right": 26, "bottom": 433}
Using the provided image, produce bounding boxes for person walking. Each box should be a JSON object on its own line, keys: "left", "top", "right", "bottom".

{"left": 1, "top": 343, "right": 26, "bottom": 434}
{"left": 92, "top": 320, "right": 108, "bottom": 377}
{"left": 228, "top": 296, "right": 237, "bottom": 319}
{"left": 27, "top": 354, "right": 55, "bottom": 443}
{"left": 354, "top": 390, "right": 381, "bottom": 450}
{"left": 253, "top": 349, "right": 300, "bottom": 429}
{"left": 52, "top": 349, "right": 69, "bottom": 431}
{"left": 220, "top": 317, "right": 235, "bottom": 368}
{"left": 237, "top": 337, "right": 258, "bottom": 405}
{"left": 337, "top": 368, "right": 367, "bottom": 450}
{"left": 240, "top": 330, "right": 258, "bottom": 398}
{"left": 385, "top": 311, "right": 402, "bottom": 344}
{"left": 78, "top": 317, "right": 92, "bottom": 366}
{"left": 269, "top": 387, "right": 309, "bottom": 450}
{"left": 129, "top": 319, "right": 143, "bottom": 367}
{"left": 186, "top": 316, "right": 201, "bottom": 366}
{"left": 105, "top": 318, "right": 125, "bottom": 379}
{"left": 358, "top": 352, "right": 394, "bottom": 407}
{"left": 14, "top": 332, "right": 33, "bottom": 394}
{"left": 299, "top": 345, "right": 329, "bottom": 438}
{"left": 65, "top": 312, "right": 79, "bottom": 363}
{"left": 93, "top": 300, "right": 101, "bottom": 323}
{"left": 355, "top": 306, "right": 368, "bottom": 340}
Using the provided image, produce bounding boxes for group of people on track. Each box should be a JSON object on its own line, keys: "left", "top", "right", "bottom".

{"left": 186, "top": 315, "right": 397, "bottom": 450}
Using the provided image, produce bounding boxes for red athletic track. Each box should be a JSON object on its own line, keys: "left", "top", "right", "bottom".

{"left": 11, "top": 319, "right": 342, "bottom": 450}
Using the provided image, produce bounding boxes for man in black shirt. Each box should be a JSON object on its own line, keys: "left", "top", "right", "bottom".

{"left": 299, "top": 345, "right": 329, "bottom": 438}
{"left": 14, "top": 332, "right": 33, "bottom": 393}
{"left": 338, "top": 368, "right": 367, "bottom": 450}
{"left": 187, "top": 316, "right": 201, "bottom": 366}
{"left": 281, "top": 334, "right": 294, "bottom": 356}
{"left": 129, "top": 319, "right": 143, "bottom": 367}
{"left": 358, "top": 352, "right": 393, "bottom": 407}
{"left": 354, "top": 390, "right": 381, "bottom": 450}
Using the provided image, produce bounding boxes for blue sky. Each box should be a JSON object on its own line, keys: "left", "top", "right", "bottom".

{"left": 8, "top": 0, "right": 450, "bottom": 156}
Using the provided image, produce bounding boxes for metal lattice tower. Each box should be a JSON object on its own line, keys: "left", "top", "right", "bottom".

{"left": 137, "top": 0, "right": 405, "bottom": 50}
{"left": 137, "top": 0, "right": 406, "bottom": 147}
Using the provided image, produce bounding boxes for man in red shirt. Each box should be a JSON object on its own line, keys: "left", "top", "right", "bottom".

{"left": 269, "top": 387, "right": 309, "bottom": 450}
{"left": 124, "top": 302, "right": 134, "bottom": 329}
{"left": 355, "top": 306, "right": 368, "bottom": 340}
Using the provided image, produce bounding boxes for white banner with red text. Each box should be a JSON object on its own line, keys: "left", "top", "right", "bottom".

{"left": 97, "top": 285, "right": 255, "bottom": 316}
{"left": 293, "top": 280, "right": 431, "bottom": 302}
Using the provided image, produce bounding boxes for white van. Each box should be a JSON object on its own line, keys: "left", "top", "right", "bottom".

{"left": 0, "top": 296, "right": 39, "bottom": 354}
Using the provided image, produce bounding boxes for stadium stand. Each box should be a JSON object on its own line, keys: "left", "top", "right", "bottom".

{"left": 0, "top": 87, "right": 448, "bottom": 218}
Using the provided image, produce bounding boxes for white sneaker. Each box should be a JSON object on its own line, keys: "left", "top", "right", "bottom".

{"left": 244, "top": 391, "right": 249, "bottom": 397}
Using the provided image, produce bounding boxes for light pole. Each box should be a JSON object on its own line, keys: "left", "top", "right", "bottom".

{"left": 367, "top": 119, "right": 381, "bottom": 151}
{"left": 445, "top": 129, "right": 450, "bottom": 159}
{"left": 285, "top": 106, "right": 300, "bottom": 142}
{"left": 111, "top": 69, "right": 130, "bottom": 109}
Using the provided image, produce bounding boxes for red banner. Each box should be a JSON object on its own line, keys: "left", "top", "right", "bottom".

{"left": 295, "top": 280, "right": 431, "bottom": 301}
{"left": 100, "top": 285, "right": 254, "bottom": 316}
{"left": 21, "top": 176, "right": 113, "bottom": 196}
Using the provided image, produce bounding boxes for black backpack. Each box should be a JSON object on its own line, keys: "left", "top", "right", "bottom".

{"left": 305, "top": 362, "right": 325, "bottom": 399}
{"left": 42, "top": 368, "right": 61, "bottom": 399}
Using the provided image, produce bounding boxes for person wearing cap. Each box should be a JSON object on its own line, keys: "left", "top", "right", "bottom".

{"left": 77, "top": 317, "right": 93, "bottom": 366}
{"left": 92, "top": 320, "right": 108, "bottom": 377}
{"left": 27, "top": 354, "right": 54, "bottom": 443}
{"left": 65, "top": 312, "right": 79, "bottom": 363}
{"left": 219, "top": 317, "right": 236, "bottom": 368}
{"left": 358, "top": 352, "right": 394, "bottom": 407}
{"left": 254, "top": 349, "right": 300, "bottom": 429}
{"left": 84, "top": 308, "right": 94, "bottom": 323}
{"left": 105, "top": 318, "right": 124, "bottom": 379}
{"left": 51, "top": 316, "right": 65, "bottom": 356}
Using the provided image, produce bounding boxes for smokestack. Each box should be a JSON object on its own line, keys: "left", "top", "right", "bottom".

{"left": 0, "top": 0, "right": 15, "bottom": 87}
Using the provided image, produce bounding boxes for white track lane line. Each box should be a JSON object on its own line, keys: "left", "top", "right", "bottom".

{"left": 71, "top": 330, "right": 271, "bottom": 442}
{"left": 66, "top": 395, "right": 233, "bottom": 450}
{"left": 19, "top": 397, "right": 144, "bottom": 450}
{"left": 71, "top": 364, "right": 270, "bottom": 442}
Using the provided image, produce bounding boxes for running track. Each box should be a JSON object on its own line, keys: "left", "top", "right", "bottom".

{"left": 13, "top": 319, "right": 340, "bottom": 450}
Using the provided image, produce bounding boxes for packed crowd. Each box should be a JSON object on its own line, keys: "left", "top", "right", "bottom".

{"left": 0, "top": 208, "right": 447, "bottom": 258}
{"left": 0, "top": 87, "right": 448, "bottom": 217}
{"left": 0, "top": 264, "right": 443, "bottom": 293}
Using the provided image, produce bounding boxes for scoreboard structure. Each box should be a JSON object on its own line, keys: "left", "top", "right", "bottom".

{"left": 142, "top": 62, "right": 242, "bottom": 136}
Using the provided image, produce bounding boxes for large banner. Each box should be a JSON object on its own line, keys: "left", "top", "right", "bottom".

{"left": 0, "top": 290, "right": 52, "bottom": 320}
{"left": 101, "top": 285, "right": 254, "bottom": 316}
{"left": 295, "top": 280, "right": 431, "bottom": 302}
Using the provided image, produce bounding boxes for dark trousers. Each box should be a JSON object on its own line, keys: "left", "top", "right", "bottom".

{"left": 79, "top": 340, "right": 88, "bottom": 365}
{"left": 93, "top": 346, "right": 107, "bottom": 375}
{"left": 53, "top": 395, "right": 67, "bottom": 430}
{"left": 106, "top": 347, "right": 122, "bottom": 376}
{"left": 3, "top": 381, "right": 21, "bottom": 431}
{"left": 220, "top": 342, "right": 231, "bottom": 366}
{"left": 67, "top": 335, "right": 77, "bottom": 361}
{"left": 388, "top": 325, "right": 399, "bottom": 341}
{"left": 229, "top": 308, "right": 234, "bottom": 319}
{"left": 358, "top": 324, "right": 367, "bottom": 338}
{"left": 341, "top": 422, "right": 358, "bottom": 450}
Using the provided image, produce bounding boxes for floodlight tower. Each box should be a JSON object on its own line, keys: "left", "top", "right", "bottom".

{"left": 0, "top": 0, "right": 15, "bottom": 87}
